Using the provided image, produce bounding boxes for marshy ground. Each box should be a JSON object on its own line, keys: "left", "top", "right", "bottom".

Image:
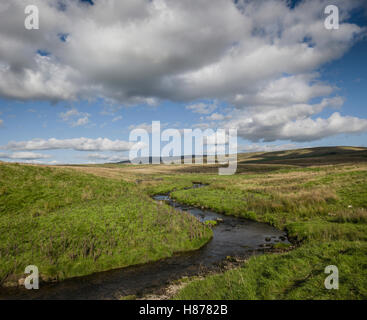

{"left": 1, "top": 146, "right": 366, "bottom": 299}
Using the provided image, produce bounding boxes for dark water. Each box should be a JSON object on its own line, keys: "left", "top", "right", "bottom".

{"left": 0, "top": 185, "right": 289, "bottom": 300}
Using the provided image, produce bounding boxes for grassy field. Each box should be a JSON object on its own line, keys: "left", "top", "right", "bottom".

{"left": 170, "top": 148, "right": 367, "bottom": 299}
{"left": 1, "top": 146, "right": 367, "bottom": 299}
{"left": 71, "top": 146, "right": 367, "bottom": 300}
{"left": 0, "top": 163, "right": 212, "bottom": 286}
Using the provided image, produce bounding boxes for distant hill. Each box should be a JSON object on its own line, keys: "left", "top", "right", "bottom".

{"left": 116, "top": 146, "right": 367, "bottom": 166}
{"left": 236, "top": 146, "right": 367, "bottom": 166}
{"left": 117, "top": 155, "right": 206, "bottom": 164}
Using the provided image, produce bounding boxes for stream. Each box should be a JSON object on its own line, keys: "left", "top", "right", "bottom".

{"left": 0, "top": 184, "right": 289, "bottom": 299}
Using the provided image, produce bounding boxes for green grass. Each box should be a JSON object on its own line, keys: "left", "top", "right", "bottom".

{"left": 160, "top": 162, "right": 367, "bottom": 299}
{"left": 72, "top": 147, "right": 367, "bottom": 299}
{"left": 204, "top": 220, "right": 218, "bottom": 227}
{"left": 0, "top": 163, "right": 212, "bottom": 286}
{"left": 175, "top": 241, "right": 367, "bottom": 300}
{"left": 2, "top": 147, "right": 367, "bottom": 299}
{"left": 100, "top": 152, "right": 367, "bottom": 299}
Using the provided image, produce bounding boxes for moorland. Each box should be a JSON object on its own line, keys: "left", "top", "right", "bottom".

{"left": 1, "top": 146, "right": 366, "bottom": 299}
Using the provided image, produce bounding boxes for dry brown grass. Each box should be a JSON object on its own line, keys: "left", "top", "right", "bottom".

{"left": 332, "top": 208, "right": 367, "bottom": 223}
{"left": 8, "top": 147, "right": 367, "bottom": 190}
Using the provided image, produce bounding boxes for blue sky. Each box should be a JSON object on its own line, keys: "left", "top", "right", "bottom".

{"left": 0, "top": 0, "right": 366, "bottom": 164}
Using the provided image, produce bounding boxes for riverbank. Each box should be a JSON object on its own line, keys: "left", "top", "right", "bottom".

{"left": 116, "top": 148, "right": 367, "bottom": 299}
{"left": 0, "top": 163, "right": 212, "bottom": 288}
{"left": 164, "top": 165, "right": 367, "bottom": 299}
{"left": 0, "top": 181, "right": 286, "bottom": 299}
{"left": 2, "top": 147, "right": 366, "bottom": 299}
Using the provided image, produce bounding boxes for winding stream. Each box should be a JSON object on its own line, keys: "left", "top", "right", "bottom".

{"left": 0, "top": 184, "right": 289, "bottom": 300}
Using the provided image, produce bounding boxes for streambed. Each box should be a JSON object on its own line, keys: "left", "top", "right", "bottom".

{"left": 0, "top": 184, "right": 289, "bottom": 299}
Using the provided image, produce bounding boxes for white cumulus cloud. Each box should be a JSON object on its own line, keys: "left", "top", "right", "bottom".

{"left": 186, "top": 103, "right": 217, "bottom": 114}
{"left": 0, "top": 151, "right": 51, "bottom": 160}
{"left": 59, "top": 108, "right": 91, "bottom": 127}
{"left": 0, "top": 0, "right": 366, "bottom": 143}
{"left": 1, "top": 137, "right": 142, "bottom": 152}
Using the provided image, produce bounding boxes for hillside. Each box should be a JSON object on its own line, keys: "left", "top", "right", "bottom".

{"left": 1, "top": 146, "right": 367, "bottom": 299}
{"left": 0, "top": 163, "right": 211, "bottom": 287}
{"left": 237, "top": 146, "right": 367, "bottom": 166}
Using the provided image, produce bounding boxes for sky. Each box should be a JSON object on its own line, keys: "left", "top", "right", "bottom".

{"left": 0, "top": 0, "right": 366, "bottom": 164}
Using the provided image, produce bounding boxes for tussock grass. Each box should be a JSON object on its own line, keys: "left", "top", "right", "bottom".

{"left": 169, "top": 160, "right": 367, "bottom": 299}
{"left": 4, "top": 147, "right": 366, "bottom": 299}
{"left": 331, "top": 208, "right": 367, "bottom": 224}
{"left": 175, "top": 241, "right": 367, "bottom": 300}
{"left": 0, "top": 163, "right": 212, "bottom": 286}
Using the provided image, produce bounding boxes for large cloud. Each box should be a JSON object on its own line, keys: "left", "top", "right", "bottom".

{"left": 1, "top": 137, "right": 140, "bottom": 152}
{"left": 0, "top": 151, "right": 50, "bottom": 160}
{"left": 0, "top": 0, "right": 364, "bottom": 103}
{"left": 221, "top": 96, "right": 367, "bottom": 142}
{"left": 0, "top": 0, "right": 366, "bottom": 143}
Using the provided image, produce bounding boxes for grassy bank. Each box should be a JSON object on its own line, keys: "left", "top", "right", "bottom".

{"left": 0, "top": 163, "right": 212, "bottom": 286}
{"left": 170, "top": 161, "right": 367, "bottom": 299}
{"left": 60, "top": 147, "right": 366, "bottom": 299}
{"left": 175, "top": 241, "right": 367, "bottom": 299}
{"left": 2, "top": 147, "right": 366, "bottom": 299}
